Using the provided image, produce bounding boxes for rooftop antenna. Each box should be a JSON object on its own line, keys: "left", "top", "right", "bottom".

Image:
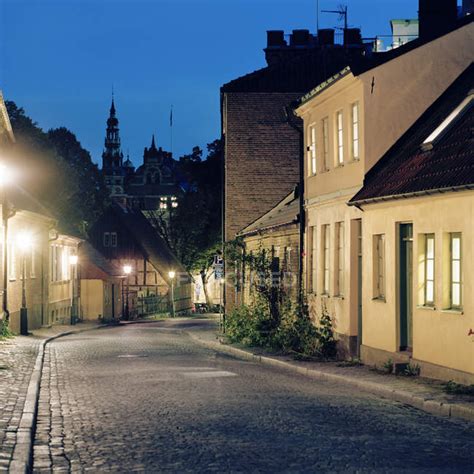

{"left": 322, "top": 4, "right": 348, "bottom": 30}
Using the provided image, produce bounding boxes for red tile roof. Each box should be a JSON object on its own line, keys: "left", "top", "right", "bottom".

{"left": 349, "top": 63, "right": 474, "bottom": 205}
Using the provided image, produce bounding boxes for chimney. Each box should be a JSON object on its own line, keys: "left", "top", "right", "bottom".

{"left": 318, "top": 28, "right": 335, "bottom": 46}
{"left": 419, "top": 0, "right": 458, "bottom": 39}
{"left": 290, "top": 29, "right": 310, "bottom": 47}
{"left": 343, "top": 28, "right": 362, "bottom": 47}
{"left": 267, "top": 30, "right": 286, "bottom": 48}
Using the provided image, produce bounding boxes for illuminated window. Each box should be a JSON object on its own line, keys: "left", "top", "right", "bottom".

{"left": 322, "top": 224, "right": 330, "bottom": 294}
{"left": 322, "top": 117, "right": 329, "bottom": 171}
{"left": 30, "top": 248, "right": 36, "bottom": 278}
{"left": 336, "top": 111, "right": 344, "bottom": 165}
{"left": 373, "top": 234, "right": 385, "bottom": 299}
{"left": 8, "top": 243, "right": 16, "bottom": 280}
{"left": 351, "top": 102, "right": 359, "bottom": 160}
{"left": 450, "top": 233, "right": 462, "bottom": 309}
{"left": 424, "top": 234, "right": 435, "bottom": 306}
{"left": 307, "top": 124, "right": 317, "bottom": 175}
{"left": 335, "top": 222, "right": 344, "bottom": 296}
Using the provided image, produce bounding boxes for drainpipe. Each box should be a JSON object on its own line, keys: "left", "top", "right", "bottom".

{"left": 284, "top": 105, "right": 305, "bottom": 306}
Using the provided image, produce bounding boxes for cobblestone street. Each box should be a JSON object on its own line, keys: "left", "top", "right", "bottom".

{"left": 0, "top": 336, "right": 41, "bottom": 471}
{"left": 31, "top": 321, "right": 474, "bottom": 473}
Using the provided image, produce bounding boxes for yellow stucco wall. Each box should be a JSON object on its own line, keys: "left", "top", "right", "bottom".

{"left": 361, "top": 192, "right": 474, "bottom": 375}
{"left": 361, "top": 21, "right": 474, "bottom": 171}
{"left": 81, "top": 280, "right": 104, "bottom": 320}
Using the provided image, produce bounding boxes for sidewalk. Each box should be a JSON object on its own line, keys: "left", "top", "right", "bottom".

{"left": 0, "top": 321, "right": 104, "bottom": 471}
{"left": 185, "top": 321, "right": 474, "bottom": 423}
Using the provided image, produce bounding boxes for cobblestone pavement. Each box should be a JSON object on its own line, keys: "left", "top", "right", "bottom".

{"left": 0, "top": 336, "right": 41, "bottom": 471}
{"left": 33, "top": 322, "right": 474, "bottom": 473}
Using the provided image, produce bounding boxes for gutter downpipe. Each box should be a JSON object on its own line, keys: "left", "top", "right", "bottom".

{"left": 285, "top": 105, "right": 305, "bottom": 307}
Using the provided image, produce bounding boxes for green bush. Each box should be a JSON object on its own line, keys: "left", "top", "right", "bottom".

{"left": 0, "top": 321, "right": 14, "bottom": 339}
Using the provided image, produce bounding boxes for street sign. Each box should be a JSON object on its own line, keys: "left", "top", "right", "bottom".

{"left": 213, "top": 255, "right": 224, "bottom": 279}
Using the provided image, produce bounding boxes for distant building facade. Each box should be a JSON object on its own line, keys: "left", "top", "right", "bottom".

{"left": 101, "top": 99, "right": 181, "bottom": 213}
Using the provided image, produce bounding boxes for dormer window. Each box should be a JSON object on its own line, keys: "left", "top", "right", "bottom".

{"left": 422, "top": 93, "right": 473, "bottom": 151}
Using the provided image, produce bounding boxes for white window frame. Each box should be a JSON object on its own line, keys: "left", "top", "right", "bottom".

{"left": 424, "top": 234, "right": 435, "bottom": 306}
{"left": 374, "top": 234, "right": 385, "bottom": 299}
{"left": 336, "top": 110, "right": 344, "bottom": 166}
{"left": 103, "top": 232, "right": 110, "bottom": 247}
{"left": 322, "top": 117, "right": 329, "bottom": 171}
{"left": 307, "top": 124, "right": 317, "bottom": 176}
{"left": 336, "top": 222, "right": 344, "bottom": 296}
{"left": 449, "top": 233, "right": 462, "bottom": 309}
{"left": 110, "top": 232, "right": 117, "bottom": 248}
{"left": 351, "top": 102, "right": 360, "bottom": 160}
{"left": 322, "top": 225, "right": 330, "bottom": 294}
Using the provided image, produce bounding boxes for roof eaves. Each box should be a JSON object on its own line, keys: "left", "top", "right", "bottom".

{"left": 238, "top": 217, "right": 299, "bottom": 238}
{"left": 298, "top": 66, "right": 351, "bottom": 107}
{"left": 348, "top": 184, "right": 474, "bottom": 207}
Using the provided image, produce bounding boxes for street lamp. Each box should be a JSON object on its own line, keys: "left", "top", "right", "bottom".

{"left": 69, "top": 254, "right": 78, "bottom": 325}
{"left": 123, "top": 265, "right": 132, "bottom": 320}
{"left": 0, "top": 163, "right": 14, "bottom": 326}
{"left": 18, "top": 232, "right": 33, "bottom": 336}
{"left": 168, "top": 270, "right": 176, "bottom": 318}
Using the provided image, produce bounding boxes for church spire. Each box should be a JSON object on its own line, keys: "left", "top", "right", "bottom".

{"left": 151, "top": 134, "right": 157, "bottom": 150}
{"left": 102, "top": 96, "right": 123, "bottom": 171}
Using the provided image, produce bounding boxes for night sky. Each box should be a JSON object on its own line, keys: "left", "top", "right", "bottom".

{"left": 1, "top": 0, "right": 421, "bottom": 166}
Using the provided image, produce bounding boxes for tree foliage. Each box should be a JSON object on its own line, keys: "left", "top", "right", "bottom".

{"left": 5, "top": 101, "right": 109, "bottom": 236}
{"left": 148, "top": 139, "right": 222, "bottom": 303}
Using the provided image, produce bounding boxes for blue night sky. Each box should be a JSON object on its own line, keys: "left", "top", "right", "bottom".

{"left": 0, "top": 0, "right": 422, "bottom": 166}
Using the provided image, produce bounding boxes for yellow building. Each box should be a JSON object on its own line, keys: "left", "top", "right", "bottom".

{"left": 349, "top": 64, "right": 474, "bottom": 384}
{"left": 295, "top": 19, "right": 474, "bottom": 356}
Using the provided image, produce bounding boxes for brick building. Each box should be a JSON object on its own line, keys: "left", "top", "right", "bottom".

{"left": 221, "top": 28, "right": 368, "bottom": 309}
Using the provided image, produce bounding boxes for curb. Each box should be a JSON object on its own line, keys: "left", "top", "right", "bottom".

{"left": 186, "top": 332, "right": 474, "bottom": 424}
{"left": 9, "top": 324, "right": 107, "bottom": 474}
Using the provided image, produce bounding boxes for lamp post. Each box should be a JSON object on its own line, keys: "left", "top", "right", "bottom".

{"left": 0, "top": 163, "right": 13, "bottom": 327}
{"left": 168, "top": 270, "right": 176, "bottom": 318}
{"left": 69, "top": 254, "right": 78, "bottom": 325}
{"left": 18, "top": 232, "right": 33, "bottom": 336}
{"left": 123, "top": 265, "right": 132, "bottom": 320}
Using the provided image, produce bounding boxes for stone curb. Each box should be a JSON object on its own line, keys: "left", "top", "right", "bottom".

{"left": 186, "top": 332, "right": 474, "bottom": 424}
{"left": 8, "top": 324, "right": 107, "bottom": 474}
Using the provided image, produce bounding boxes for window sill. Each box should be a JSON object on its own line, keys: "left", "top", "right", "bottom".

{"left": 372, "top": 296, "right": 386, "bottom": 303}
{"left": 348, "top": 158, "right": 360, "bottom": 164}
{"left": 417, "top": 305, "right": 436, "bottom": 311}
{"left": 321, "top": 293, "right": 330, "bottom": 298}
{"left": 441, "top": 308, "right": 464, "bottom": 315}
{"left": 333, "top": 295, "right": 344, "bottom": 300}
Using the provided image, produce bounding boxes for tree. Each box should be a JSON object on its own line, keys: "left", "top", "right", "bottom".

{"left": 150, "top": 139, "right": 223, "bottom": 305}
{"left": 5, "top": 101, "right": 109, "bottom": 236}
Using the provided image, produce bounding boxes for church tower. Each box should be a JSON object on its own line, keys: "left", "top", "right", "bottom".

{"left": 102, "top": 98, "right": 126, "bottom": 197}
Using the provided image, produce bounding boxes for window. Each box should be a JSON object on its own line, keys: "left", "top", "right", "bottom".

{"left": 336, "top": 111, "right": 344, "bottom": 165}
{"left": 335, "top": 222, "right": 344, "bottom": 296}
{"left": 351, "top": 102, "right": 359, "bottom": 160}
{"left": 373, "top": 234, "right": 385, "bottom": 299}
{"left": 307, "top": 124, "right": 317, "bottom": 175}
{"left": 450, "top": 233, "right": 462, "bottom": 309}
{"left": 103, "top": 232, "right": 110, "bottom": 247}
{"left": 160, "top": 196, "right": 168, "bottom": 210}
{"left": 8, "top": 243, "right": 16, "bottom": 280}
{"left": 424, "top": 234, "right": 435, "bottom": 306}
{"left": 171, "top": 196, "right": 178, "bottom": 208}
{"left": 110, "top": 232, "right": 117, "bottom": 248}
{"left": 422, "top": 94, "right": 473, "bottom": 151}
{"left": 322, "top": 117, "right": 329, "bottom": 171}
{"left": 308, "top": 227, "right": 317, "bottom": 293}
{"left": 322, "top": 225, "right": 330, "bottom": 294}
{"left": 30, "top": 248, "right": 36, "bottom": 278}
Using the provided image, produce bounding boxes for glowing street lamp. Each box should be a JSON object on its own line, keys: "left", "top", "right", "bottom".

{"left": 168, "top": 270, "right": 176, "bottom": 318}
{"left": 18, "top": 232, "right": 33, "bottom": 335}
{"left": 69, "top": 254, "right": 79, "bottom": 325}
{"left": 123, "top": 264, "right": 132, "bottom": 320}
